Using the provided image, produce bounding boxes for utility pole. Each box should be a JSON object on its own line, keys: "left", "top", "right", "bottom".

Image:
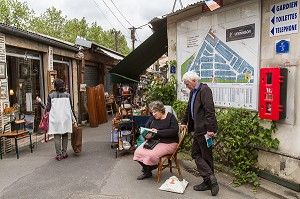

{"left": 111, "top": 29, "right": 121, "bottom": 52}
{"left": 129, "top": 26, "right": 140, "bottom": 50}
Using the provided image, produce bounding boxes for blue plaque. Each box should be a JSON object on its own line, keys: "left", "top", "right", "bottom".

{"left": 276, "top": 40, "right": 290, "bottom": 54}
{"left": 170, "top": 65, "right": 176, "bottom": 73}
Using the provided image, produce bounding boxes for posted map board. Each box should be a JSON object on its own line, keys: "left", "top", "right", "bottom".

{"left": 177, "top": 1, "right": 260, "bottom": 110}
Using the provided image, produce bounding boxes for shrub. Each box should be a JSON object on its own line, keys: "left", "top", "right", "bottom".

{"left": 144, "top": 75, "right": 177, "bottom": 105}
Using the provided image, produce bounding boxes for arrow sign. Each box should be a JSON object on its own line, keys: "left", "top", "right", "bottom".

{"left": 271, "top": 17, "right": 275, "bottom": 24}
{"left": 271, "top": 5, "right": 276, "bottom": 14}
{"left": 269, "top": 0, "right": 299, "bottom": 37}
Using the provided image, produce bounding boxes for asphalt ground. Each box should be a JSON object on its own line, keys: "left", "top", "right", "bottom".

{"left": 0, "top": 119, "right": 299, "bottom": 199}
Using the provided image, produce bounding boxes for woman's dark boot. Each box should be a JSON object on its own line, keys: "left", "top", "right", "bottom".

{"left": 137, "top": 162, "right": 152, "bottom": 180}
{"left": 137, "top": 171, "right": 152, "bottom": 180}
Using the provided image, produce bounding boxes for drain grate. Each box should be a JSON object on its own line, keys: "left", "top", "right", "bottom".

{"left": 185, "top": 168, "right": 201, "bottom": 177}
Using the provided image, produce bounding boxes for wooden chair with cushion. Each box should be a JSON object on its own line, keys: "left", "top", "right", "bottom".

{"left": 0, "top": 114, "right": 32, "bottom": 159}
{"left": 157, "top": 127, "right": 187, "bottom": 183}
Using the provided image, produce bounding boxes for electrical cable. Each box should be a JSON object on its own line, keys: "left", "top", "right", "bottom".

{"left": 100, "top": 0, "right": 130, "bottom": 34}
{"left": 137, "top": 23, "right": 149, "bottom": 29}
{"left": 110, "top": 0, "right": 133, "bottom": 27}
{"left": 135, "top": 32, "right": 141, "bottom": 42}
{"left": 92, "top": 0, "right": 114, "bottom": 29}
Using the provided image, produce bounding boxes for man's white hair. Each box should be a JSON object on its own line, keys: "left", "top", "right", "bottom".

{"left": 182, "top": 71, "right": 200, "bottom": 82}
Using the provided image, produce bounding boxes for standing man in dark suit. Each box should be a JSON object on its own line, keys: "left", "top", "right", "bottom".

{"left": 180, "top": 71, "right": 219, "bottom": 196}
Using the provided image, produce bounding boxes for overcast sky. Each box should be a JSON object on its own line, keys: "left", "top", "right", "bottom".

{"left": 19, "top": 0, "right": 199, "bottom": 48}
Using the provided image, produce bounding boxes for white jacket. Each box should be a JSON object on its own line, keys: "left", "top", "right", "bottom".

{"left": 48, "top": 97, "right": 73, "bottom": 134}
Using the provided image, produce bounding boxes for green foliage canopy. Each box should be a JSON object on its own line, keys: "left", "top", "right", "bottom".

{"left": 144, "top": 75, "right": 177, "bottom": 106}
{"left": 0, "top": 0, "right": 34, "bottom": 29}
{"left": 0, "top": 0, "right": 131, "bottom": 55}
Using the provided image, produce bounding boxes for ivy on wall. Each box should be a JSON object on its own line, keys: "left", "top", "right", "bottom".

{"left": 173, "top": 103, "right": 280, "bottom": 189}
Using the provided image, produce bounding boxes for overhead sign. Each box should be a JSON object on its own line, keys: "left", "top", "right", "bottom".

{"left": 276, "top": 39, "right": 290, "bottom": 54}
{"left": 226, "top": 24, "right": 255, "bottom": 42}
{"left": 270, "top": 0, "right": 299, "bottom": 37}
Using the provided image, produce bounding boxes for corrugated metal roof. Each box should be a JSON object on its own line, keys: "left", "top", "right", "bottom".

{"left": 168, "top": 1, "right": 203, "bottom": 16}
{"left": 91, "top": 42, "right": 125, "bottom": 60}
{"left": 0, "top": 23, "right": 79, "bottom": 51}
{"left": 149, "top": 1, "right": 203, "bottom": 22}
{"left": 100, "top": 48, "right": 124, "bottom": 60}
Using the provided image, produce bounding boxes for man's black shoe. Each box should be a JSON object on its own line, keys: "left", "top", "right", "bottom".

{"left": 193, "top": 181, "right": 209, "bottom": 191}
{"left": 137, "top": 172, "right": 152, "bottom": 180}
{"left": 208, "top": 175, "right": 219, "bottom": 196}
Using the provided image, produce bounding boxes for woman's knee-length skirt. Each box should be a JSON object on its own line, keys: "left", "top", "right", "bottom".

{"left": 133, "top": 141, "right": 178, "bottom": 165}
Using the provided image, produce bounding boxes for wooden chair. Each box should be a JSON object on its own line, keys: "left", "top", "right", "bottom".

{"left": 105, "top": 95, "right": 115, "bottom": 116}
{"left": 0, "top": 115, "right": 32, "bottom": 159}
{"left": 157, "top": 127, "right": 187, "bottom": 183}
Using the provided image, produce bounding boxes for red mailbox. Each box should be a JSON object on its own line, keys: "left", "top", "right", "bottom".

{"left": 259, "top": 67, "right": 287, "bottom": 120}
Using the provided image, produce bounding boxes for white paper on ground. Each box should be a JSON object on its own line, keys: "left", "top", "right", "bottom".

{"left": 159, "top": 176, "right": 188, "bottom": 194}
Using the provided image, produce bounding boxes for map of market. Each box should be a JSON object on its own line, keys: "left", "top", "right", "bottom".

{"left": 182, "top": 30, "right": 254, "bottom": 84}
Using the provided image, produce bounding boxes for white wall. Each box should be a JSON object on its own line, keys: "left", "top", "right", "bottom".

{"left": 259, "top": 0, "right": 300, "bottom": 183}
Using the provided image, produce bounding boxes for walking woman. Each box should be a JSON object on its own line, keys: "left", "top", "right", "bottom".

{"left": 36, "top": 78, "right": 77, "bottom": 161}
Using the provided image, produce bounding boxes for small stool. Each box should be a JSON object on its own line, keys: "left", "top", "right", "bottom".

{"left": 106, "top": 103, "right": 114, "bottom": 115}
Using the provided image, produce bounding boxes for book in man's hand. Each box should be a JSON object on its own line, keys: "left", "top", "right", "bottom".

{"left": 204, "top": 134, "right": 213, "bottom": 147}
{"left": 140, "top": 127, "right": 156, "bottom": 138}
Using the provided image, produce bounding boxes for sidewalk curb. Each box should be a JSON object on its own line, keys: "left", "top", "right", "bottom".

{"left": 179, "top": 159, "right": 299, "bottom": 199}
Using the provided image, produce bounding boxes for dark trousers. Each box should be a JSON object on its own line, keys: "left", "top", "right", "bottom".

{"left": 192, "top": 134, "right": 214, "bottom": 179}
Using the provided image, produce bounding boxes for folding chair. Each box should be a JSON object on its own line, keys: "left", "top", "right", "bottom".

{"left": 157, "top": 127, "right": 187, "bottom": 183}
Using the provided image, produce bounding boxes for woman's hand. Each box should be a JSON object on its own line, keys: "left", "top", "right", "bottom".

{"left": 151, "top": 128, "right": 157, "bottom": 133}
{"left": 36, "top": 96, "right": 41, "bottom": 103}
{"left": 73, "top": 122, "right": 78, "bottom": 127}
{"left": 145, "top": 132, "right": 152, "bottom": 139}
{"left": 180, "top": 124, "right": 187, "bottom": 131}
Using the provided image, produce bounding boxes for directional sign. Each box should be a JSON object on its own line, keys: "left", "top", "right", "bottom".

{"left": 270, "top": 0, "right": 299, "bottom": 37}
{"left": 275, "top": 39, "right": 290, "bottom": 54}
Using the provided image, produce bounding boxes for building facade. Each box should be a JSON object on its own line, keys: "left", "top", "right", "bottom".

{"left": 167, "top": 0, "right": 300, "bottom": 186}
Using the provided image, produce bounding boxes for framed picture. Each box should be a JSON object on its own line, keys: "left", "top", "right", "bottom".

{"left": 0, "top": 80, "right": 7, "bottom": 86}
{"left": 0, "top": 85, "right": 7, "bottom": 99}
{"left": 20, "top": 63, "right": 30, "bottom": 78}
{"left": 2, "top": 101, "right": 9, "bottom": 110}
{"left": 0, "top": 62, "right": 6, "bottom": 79}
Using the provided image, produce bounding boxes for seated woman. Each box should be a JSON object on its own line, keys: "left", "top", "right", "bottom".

{"left": 133, "top": 101, "right": 179, "bottom": 180}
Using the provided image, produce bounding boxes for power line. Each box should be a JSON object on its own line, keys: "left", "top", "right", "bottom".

{"left": 100, "top": 0, "right": 130, "bottom": 34}
{"left": 110, "top": 0, "right": 133, "bottom": 27}
{"left": 92, "top": 0, "right": 114, "bottom": 29}
{"left": 135, "top": 32, "right": 141, "bottom": 42}
{"left": 137, "top": 23, "right": 149, "bottom": 29}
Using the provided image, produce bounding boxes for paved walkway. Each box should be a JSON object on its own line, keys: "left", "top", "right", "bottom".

{"left": 0, "top": 120, "right": 299, "bottom": 199}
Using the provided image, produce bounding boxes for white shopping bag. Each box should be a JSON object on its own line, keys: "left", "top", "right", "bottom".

{"left": 159, "top": 176, "right": 188, "bottom": 194}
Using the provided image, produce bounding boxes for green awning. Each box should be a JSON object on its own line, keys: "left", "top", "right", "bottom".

{"left": 109, "top": 18, "right": 167, "bottom": 83}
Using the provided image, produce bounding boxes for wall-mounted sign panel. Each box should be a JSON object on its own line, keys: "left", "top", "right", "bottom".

{"left": 226, "top": 24, "right": 255, "bottom": 42}
{"left": 270, "top": 0, "right": 299, "bottom": 37}
{"left": 177, "top": 0, "right": 260, "bottom": 110}
{"left": 276, "top": 39, "right": 290, "bottom": 54}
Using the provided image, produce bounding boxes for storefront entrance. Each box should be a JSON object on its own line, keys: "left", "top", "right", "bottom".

{"left": 6, "top": 48, "right": 43, "bottom": 129}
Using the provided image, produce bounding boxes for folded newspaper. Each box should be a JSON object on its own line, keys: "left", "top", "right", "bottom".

{"left": 140, "top": 127, "right": 156, "bottom": 138}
